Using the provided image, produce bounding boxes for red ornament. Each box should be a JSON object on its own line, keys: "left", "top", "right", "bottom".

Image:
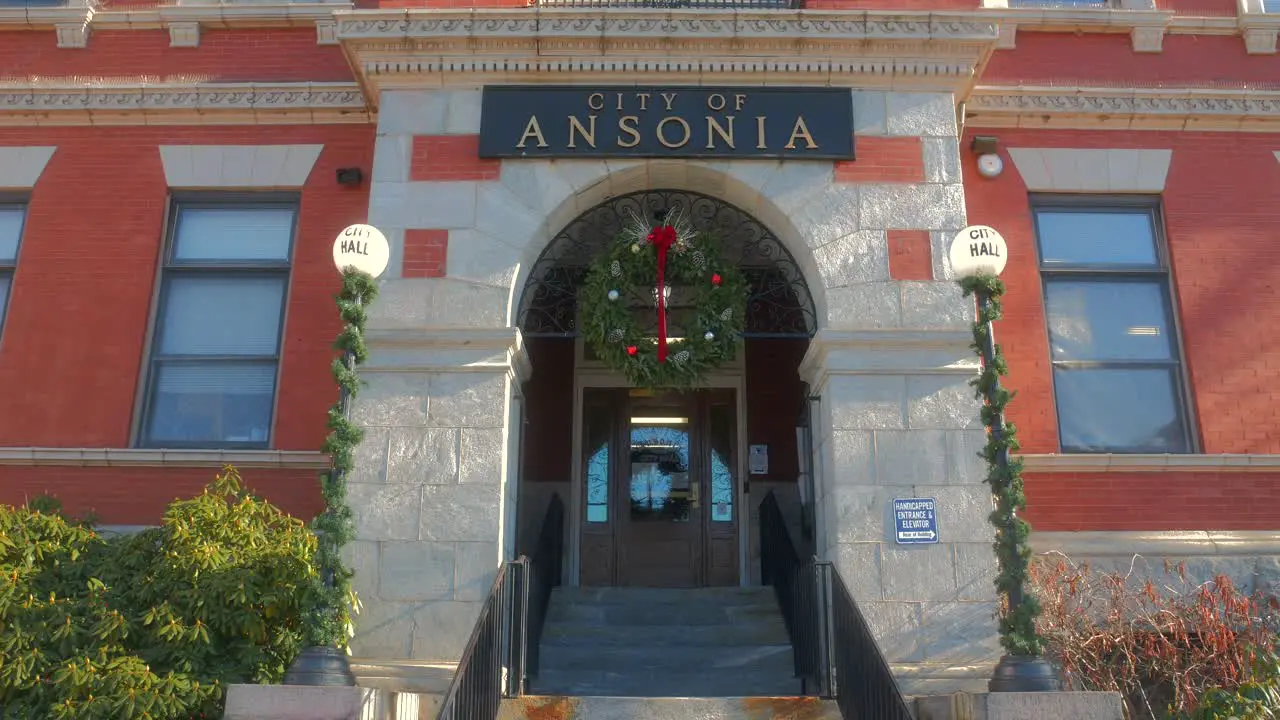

{"left": 627, "top": 345, "right": 638, "bottom": 356}
{"left": 711, "top": 273, "right": 722, "bottom": 286}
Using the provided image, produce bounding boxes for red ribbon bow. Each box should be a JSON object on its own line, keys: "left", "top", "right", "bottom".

{"left": 647, "top": 225, "right": 677, "bottom": 363}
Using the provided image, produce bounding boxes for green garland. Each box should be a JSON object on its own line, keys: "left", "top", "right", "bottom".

{"left": 580, "top": 230, "right": 748, "bottom": 389}
{"left": 959, "top": 273, "right": 1045, "bottom": 658}
{"left": 304, "top": 267, "right": 379, "bottom": 649}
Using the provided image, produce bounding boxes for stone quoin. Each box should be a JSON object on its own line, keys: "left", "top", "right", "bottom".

{"left": 1, "top": 0, "right": 1279, "bottom": 715}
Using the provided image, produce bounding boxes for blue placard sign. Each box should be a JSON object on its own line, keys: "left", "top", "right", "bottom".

{"left": 893, "top": 498, "right": 938, "bottom": 544}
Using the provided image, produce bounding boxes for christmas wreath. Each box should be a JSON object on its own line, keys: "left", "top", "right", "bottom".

{"left": 580, "top": 207, "right": 748, "bottom": 389}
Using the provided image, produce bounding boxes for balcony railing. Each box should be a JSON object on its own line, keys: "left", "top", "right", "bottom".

{"left": 534, "top": 0, "right": 801, "bottom": 9}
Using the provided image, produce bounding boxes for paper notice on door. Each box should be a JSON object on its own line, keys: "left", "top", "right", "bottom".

{"left": 749, "top": 444, "right": 768, "bottom": 475}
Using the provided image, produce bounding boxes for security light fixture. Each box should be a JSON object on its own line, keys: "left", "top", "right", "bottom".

{"left": 336, "top": 167, "right": 363, "bottom": 186}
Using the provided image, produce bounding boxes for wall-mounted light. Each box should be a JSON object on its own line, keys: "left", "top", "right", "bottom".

{"left": 336, "top": 167, "right": 364, "bottom": 186}
{"left": 970, "top": 135, "right": 1003, "bottom": 179}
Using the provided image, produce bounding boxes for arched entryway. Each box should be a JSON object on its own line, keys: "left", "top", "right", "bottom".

{"left": 513, "top": 189, "right": 821, "bottom": 588}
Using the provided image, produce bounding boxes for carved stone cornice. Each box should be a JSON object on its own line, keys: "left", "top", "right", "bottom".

{"left": 335, "top": 9, "right": 1000, "bottom": 95}
{"left": 0, "top": 80, "right": 369, "bottom": 126}
{"left": 965, "top": 84, "right": 1280, "bottom": 132}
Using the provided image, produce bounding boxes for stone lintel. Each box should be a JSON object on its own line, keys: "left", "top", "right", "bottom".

{"left": 363, "top": 326, "right": 530, "bottom": 384}
{"left": 801, "top": 329, "right": 977, "bottom": 389}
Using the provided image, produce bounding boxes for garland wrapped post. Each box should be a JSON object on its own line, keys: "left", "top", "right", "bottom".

{"left": 959, "top": 272, "right": 1061, "bottom": 693}
{"left": 284, "top": 267, "right": 378, "bottom": 686}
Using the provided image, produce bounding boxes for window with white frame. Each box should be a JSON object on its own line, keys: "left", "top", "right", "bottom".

{"left": 1033, "top": 198, "right": 1192, "bottom": 454}
{"left": 0, "top": 202, "right": 24, "bottom": 340}
{"left": 139, "top": 197, "right": 296, "bottom": 449}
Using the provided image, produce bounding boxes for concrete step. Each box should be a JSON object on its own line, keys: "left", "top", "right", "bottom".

{"left": 552, "top": 587, "right": 779, "bottom": 606}
{"left": 539, "top": 643, "right": 794, "bottom": 673}
{"left": 499, "top": 696, "right": 841, "bottom": 720}
{"left": 541, "top": 620, "right": 790, "bottom": 646}
{"left": 546, "top": 601, "right": 781, "bottom": 626}
{"left": 529, "top": 669, "right": 805, "bottom": 698}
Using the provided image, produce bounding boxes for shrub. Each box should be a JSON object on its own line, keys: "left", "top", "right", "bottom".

{"left": 1032, "top": 554, "right": 1280, "bottom": 720}
{"left": 0, "top": 467, "right": 320, "bottom": 719}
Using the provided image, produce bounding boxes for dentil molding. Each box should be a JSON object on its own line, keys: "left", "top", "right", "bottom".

{"left": 966, "top": 85, "right": 1280, "bottom": 132}
{"left": 335, "top": 9, "right": 1000, "bottom": 95}
{"left": 0, "top": 81, "right": 369, "bottom": 126}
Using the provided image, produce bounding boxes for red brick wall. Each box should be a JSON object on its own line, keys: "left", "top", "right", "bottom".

{"left": 0, "top": 465, "right": 324, "bottom": 524}
{"left": 984, "top": 34, "right": 1280, "bottom": 88}
{"left": 410, "top": 136, "right": 500, "bottom": 182}
{"left": 962, "top": 127, "right": 1280, "bottom": 530}
{"left": 887, "top": 230, "right": 933, "bottom": 281}
{"left": 1, "top": 29, "right": 352, "bottom": 83}
{"left": 835, "top": 137, "right": 925, "bottom": 184}
{"left": 1024, "top": 471, "right": 1280, "bottom": 531}
{"left": 0, "top": 124, "right": 375, "bottom": 450}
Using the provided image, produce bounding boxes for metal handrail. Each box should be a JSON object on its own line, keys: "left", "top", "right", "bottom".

{"left": 521, "top": 494, "right": 564, "bottom": 683}
{"left": 435, "top": 560, "right": 525, "bottom": 720}
{"left": 820, "top": 564, "right": 915, "bottom": 720}
{"left": 435, "top": 493, "right": 564, "bottom": 718}
{"left": 760, "top": 489, "right": 914, "bottom": 718}
{"left": 760, "top": 490, "right": 826, "bottom": 695}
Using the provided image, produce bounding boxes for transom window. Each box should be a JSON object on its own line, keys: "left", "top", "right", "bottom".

{"left": 0, "top": 202, "right": 25, "bottom": 341}
{"left": 139, "top": 197, "right": 296, "bottom": 449}
{"left": 1033, "top": 199, "right": 1192, "bottom": 454}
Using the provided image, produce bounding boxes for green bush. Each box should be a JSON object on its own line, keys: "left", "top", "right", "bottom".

{"left": 0, "top": 467, "right": 321, "bottom": 719}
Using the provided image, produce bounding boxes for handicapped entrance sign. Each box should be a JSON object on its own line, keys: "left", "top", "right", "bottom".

{"left": 893, "top": 497, "right": 938, "bottom": 544}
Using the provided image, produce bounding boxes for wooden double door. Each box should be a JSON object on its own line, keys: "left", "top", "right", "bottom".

{"left": 579, "top": 388, "right": 740, "bottom": 587}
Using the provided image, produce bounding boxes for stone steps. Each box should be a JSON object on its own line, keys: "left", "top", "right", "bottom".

{"left": 531, "top": 586, "right": 802, "bottom": 698}
{"left": 499, "top": 696, "right": 842, "bottom": 720}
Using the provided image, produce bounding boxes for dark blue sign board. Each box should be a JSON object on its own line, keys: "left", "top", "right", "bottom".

{"left": 893, "top": 497, "right": 938, "bottom": 545}
{"left": 478, "top": 85, "right": 855, "bottom": 160}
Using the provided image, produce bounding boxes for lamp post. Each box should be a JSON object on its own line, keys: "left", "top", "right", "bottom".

{"left": 284, "top": 224, "right": 389, "bottom": 686}
{"left": 948, "top": 225, "right": 1061, "bottom": 693}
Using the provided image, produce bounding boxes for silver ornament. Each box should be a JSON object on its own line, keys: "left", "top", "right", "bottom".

{"left": 704, "top": 331, "right": 715, "bottom": 341}
{"left": 672, "top": 350, "right": 691, "bottom": 365}
{"left": 719, "top": 308, "right": 733, "bottom": 322}
{"left": 610, "top": 260, "right": 622, "bottom": 277}
{"left": 608, "top": 328, "right": 624, "bottom": 344}
{"left": 608, "top": 289, "right": 620, "bottom": 301}
{"left": 631, "top": 244, "right": 641, "bottom": 254}
{"left": 692, "top": 250, "right": 707, "bottom": 270}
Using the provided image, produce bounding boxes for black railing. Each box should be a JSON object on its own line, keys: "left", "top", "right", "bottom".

{"left": 823, "top": 566, "right": 915, "bottom": 720}
{"left": 760, "top": 489, "right": 914, "bottom": 719}
{"left": 535, "top": 0, "right": 802, "bottom": 8}
{"left": 760, "top": 490, "right": 826, "bottom": 695}
{"left": 436, "top": 561, "right": 525, "bottom": 720}
{"left": 521, "top": 493, "right": 565, "bottom": 682}
{"left": 436, "top": 493, "right": 564, "bottom": 719}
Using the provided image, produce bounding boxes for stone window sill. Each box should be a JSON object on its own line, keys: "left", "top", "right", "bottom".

{"left": 1020, "top": 453, "right": 1280, "bottom": 472}
{"left": 1032, "top": 529, "right": 1280, "bottom": 556}
{"left": 0, "top": 447, "right": 330, "bottom": 469}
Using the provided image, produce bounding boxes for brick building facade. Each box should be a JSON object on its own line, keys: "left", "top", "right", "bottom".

{"left": 1, "top": 0, "right": 1278, "bottom": 704}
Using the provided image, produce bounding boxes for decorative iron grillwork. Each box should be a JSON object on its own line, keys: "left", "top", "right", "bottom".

{"left": 517, "top": 190, "right": 817, "bottom": 339}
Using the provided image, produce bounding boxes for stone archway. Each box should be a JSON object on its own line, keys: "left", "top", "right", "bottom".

{"left": 512, "top": 184, "right": 824, "bottom": 588}
{"left": 516, "top": 188, "right": 818, "bottom": 341}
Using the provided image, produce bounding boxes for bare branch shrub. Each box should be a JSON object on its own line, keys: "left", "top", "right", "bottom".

{"left": 1030, "top": 553, "right": 1280, "bottom": 719}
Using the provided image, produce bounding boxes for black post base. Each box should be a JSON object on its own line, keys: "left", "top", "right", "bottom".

{"left": 283, "top": 646, "right": 357, "bottom": 686}
{"left": 988, "top": 654, "right": 1062, "bottom": 692}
